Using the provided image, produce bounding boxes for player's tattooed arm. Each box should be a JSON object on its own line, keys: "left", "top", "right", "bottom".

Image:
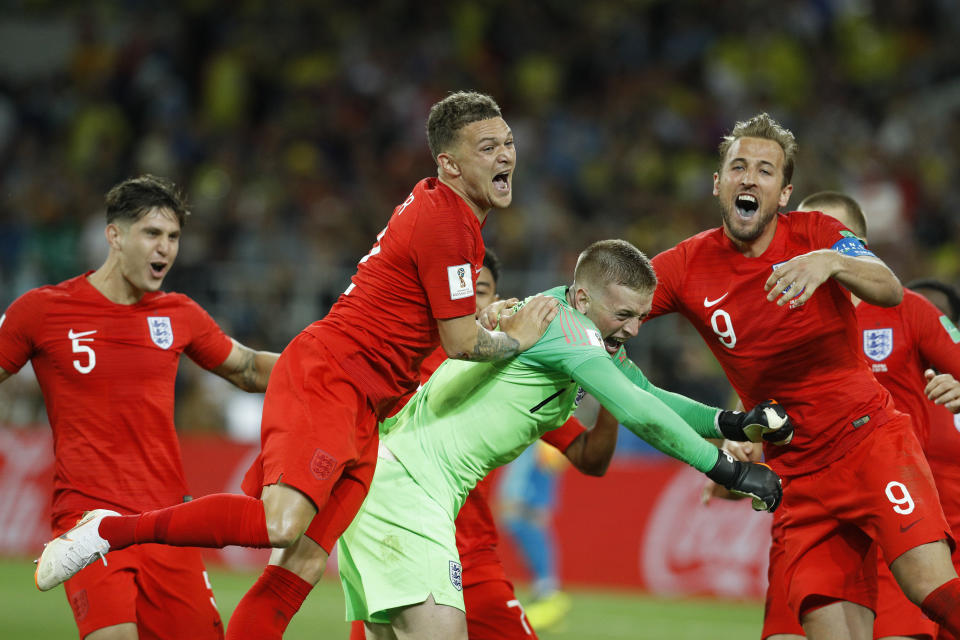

{"left": 439, "top": 295, "right": 559, "bottom": 362}
{"left": 212, "top": 340, "right": 280, "bottom": 392}
{"left": 464, "top": 325, "right": 521, "bottom": 361}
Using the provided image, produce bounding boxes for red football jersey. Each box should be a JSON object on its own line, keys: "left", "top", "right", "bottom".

{"left": 0, "top": 274, "right": 233, "bottom": 526}
{"left": 650, "top": 211, "right": 896, "bottom": 477}
{"left": 313, "top": 178, "right": 484, "bottom": 419}
{"left": 856, "top": 289, "right": 960, "bottom": 462}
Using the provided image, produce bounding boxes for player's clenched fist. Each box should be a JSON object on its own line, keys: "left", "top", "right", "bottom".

{"left": 705, "top": 450, "right": 782, "bottom": 512}
{"left": 716, "top": 399, "right": 794, "bottom": 445}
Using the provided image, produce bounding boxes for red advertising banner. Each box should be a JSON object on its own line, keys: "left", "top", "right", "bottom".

{"left": 0, "top": 427, "right": 770, "bottom": 598}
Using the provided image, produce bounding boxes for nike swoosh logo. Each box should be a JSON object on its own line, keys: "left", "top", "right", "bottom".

{"left": 703, "top": 293, "right": 729, "bottom": 308}
{"left": 68, "top": 329, "right": 98, "bottom": 339}
{"left": 899, "top": 519, "right": 923, "bottom": 533}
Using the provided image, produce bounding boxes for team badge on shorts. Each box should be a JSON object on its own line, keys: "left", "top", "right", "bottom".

{"left": 310, "top": 448, "right": 338, "bottom": 480}
{"left": 147, "top": 316, "right": 174, "bottom": 349}
{"left": 449, "top": 560, "right": 463, "bottom": 591}
{"left": 863, "top": 328, "right": 893, "bottom": 361}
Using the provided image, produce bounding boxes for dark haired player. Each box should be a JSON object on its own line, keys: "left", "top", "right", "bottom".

{"left": 0, "top": 175, "right": 279, "bottom": 640}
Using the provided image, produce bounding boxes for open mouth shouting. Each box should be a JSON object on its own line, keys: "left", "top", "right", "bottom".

{"left": 149, "top": 261, "right": 168, "bottom": 279}
{"left": 734, "top": 193, "right": 759, "bottom": 220}
{"left": 603, "top": 335, "right": 624, "bottom": 355}
{"left": 492, "top": 171, "right": 511, "bottom": 194}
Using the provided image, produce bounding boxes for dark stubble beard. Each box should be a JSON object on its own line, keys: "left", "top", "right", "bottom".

{"left": 720, "top": 201, "right": 778, "bottom": 243}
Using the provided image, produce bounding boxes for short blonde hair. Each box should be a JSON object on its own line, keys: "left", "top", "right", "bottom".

{"left": 719, "top": 113, "right": 798, "bottom": 187}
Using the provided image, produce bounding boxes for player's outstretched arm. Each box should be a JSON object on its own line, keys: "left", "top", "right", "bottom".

{"left": 572, "top": 357, "right": 782, "bottom": 512}
{"left": 610, "top": 354, "right": 793, "bottom": 444}
{"left": 764, "top": 250, "right": 902, "bottom": 308}
{"left": 439, "top": 294, "right": 558, "bottom": 361}
{"left": 562, "top": 407, "right": 619, "bottom": 476}
{"left": 212, "top": 340, "right": 280, "bottom": 392}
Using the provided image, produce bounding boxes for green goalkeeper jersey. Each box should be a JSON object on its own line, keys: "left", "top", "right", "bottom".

{"left": 380, "top": 285, "right": 723, "bottom": 516}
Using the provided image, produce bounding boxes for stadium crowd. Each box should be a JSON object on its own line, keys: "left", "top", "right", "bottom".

{"left": 1, "top": 2, "right": 958, "bottom": 424}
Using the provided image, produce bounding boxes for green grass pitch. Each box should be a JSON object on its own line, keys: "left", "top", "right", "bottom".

{"left": 0, "top": 557, "right": 763, "bottom": 639}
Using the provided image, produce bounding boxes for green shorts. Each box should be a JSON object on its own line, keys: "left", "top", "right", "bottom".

{"left": 337, "top": 457, "right": 464, "bottom": 624}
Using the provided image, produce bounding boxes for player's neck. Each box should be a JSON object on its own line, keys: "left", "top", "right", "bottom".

{"left": 438, "top": 175, "right": 489, "bottom": 226}
{"left": 725, "top": 218, "right": 778, "bottom": 258}
{"left": 87, "top": 260, "right": 147, "bottom": 305}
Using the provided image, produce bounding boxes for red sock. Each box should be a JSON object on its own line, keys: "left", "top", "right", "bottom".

{"left": 98, "top": 494, "right": 271, "bottom": 550}
{"left": 225, "top": 565, "right": 313, "bottom": 640}
{"left": 921, "top": 577, "right": 960, "bottom": 637}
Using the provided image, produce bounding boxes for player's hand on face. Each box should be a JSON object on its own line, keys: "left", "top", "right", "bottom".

{"left": 925, "top": 369, "right": 960, "bottom": 413}
{"left": 478, "top": 298, "right": 518, "bottom": 330}
{"left": 500, "top": 294, "right": 559, "bottom": 352}
{"left": 764, "top": 250, "right": 837, "bottom": 307}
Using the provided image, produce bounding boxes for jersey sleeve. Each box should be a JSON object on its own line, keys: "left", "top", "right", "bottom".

{"left": 609, "top": 347, "right": 721, "bottom": 439}
{"left": 541, "top": 415, "right": 586, "bottom": 452}
{"left": 649, "top": 247, "right": 684, "bottom": 320}
{"left": 906, "top": 292, "right": 960, "bottom": 378}
{"left": 410, "top": 208, "right": 481, "bottom": 320}
{"left": 0, "top": 290, "right": 41, "bottom": 373}
{"left": 568, "top": 356, "right": 720, "bottom": 473}
{"left": 180, "top": 297, "right": 234, "bottom": 370}
{"left": 810, "top": 211, "right": 876, "bottom": 258}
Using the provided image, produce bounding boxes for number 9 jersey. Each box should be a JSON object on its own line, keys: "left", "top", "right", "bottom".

{"left": 648, "top": 210, "right": 895, "bottom": 478}
{"left": 0, "top": 273, "right": 233, "bottom": 528}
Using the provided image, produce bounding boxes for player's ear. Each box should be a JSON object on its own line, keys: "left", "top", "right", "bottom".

{"left": 573, "top": 286, "right": 590, "bottom": 314}
{"left": 778, "top": 183, "right": 793, "bottom": 208}
{"left": 712, "top": 172, "right": 721, "bottom": 196}
{"left": 104, "top": 223, "right": 122, "bottom": 250}
{"left": 437, "top": 152, "right": 461, "bottom": 178}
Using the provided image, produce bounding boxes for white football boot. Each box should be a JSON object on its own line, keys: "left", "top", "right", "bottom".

{"left": 34, "top": 508, "right": 118, "bottom": 591}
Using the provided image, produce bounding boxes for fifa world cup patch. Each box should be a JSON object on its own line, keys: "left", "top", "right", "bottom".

{"left": 447, "top": 264, "right": 474, "bottom": 300}
{"left": 310, "top": 448, "right": 338, "bottom": 481}
{"left": 449, "top": 560, "right": 463, "bottom": 591}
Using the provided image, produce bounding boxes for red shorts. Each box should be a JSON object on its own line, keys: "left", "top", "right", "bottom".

{"left": 242, "top": 331, "right": 379, "bottom": 553}
{"left": 762, "top": 518, "right": 805, "bottom": 639}
{"left": 780, "top": 415, "right": 952, "bottom": 620}
{"left": 61, "top": 542, "right": 222, "bottom": 639}
{"left": 347, "top": 574, "right": 538, "bottom": 640}
{"left": 763, "top": 525, "right": 937, "bottom": 639}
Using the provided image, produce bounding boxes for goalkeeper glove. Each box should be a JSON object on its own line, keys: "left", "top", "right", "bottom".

{"left": 717, "top": 399, "right": 794, "bottom": 445}
{"left": 705, "top": 449, "right": 782, "bottom": 512}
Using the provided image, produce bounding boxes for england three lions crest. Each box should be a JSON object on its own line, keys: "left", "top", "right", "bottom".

{"left": 148, "top": 316, "right": 174, "bottom": 349}
{"left": 449, "top": 560, "right": 463, "bottom": 591}
{"left": 863, "top": 328, "right": 893, "bottom": 362}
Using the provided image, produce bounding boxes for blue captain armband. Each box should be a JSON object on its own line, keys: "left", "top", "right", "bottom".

{"left": 831, "top": 233, "right": 875, "bottom": 258}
